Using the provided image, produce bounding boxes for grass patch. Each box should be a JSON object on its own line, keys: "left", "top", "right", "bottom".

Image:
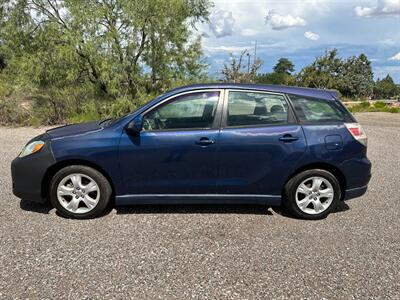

{"left": 348, "top": 101, "right": 400, "bottom": 113}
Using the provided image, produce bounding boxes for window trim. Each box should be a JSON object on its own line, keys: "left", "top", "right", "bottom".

{"left": 220, "top": 89, "right": 297, "bottom": 129}
{"left": 140, "top": 89, "right": 225, "bottom": 133}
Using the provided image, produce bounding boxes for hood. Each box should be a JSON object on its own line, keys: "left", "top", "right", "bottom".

{"left": 46, "top": 120, "right": 103, "bottom": 138}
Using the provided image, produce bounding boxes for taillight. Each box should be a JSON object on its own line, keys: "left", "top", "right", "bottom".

{"left": 345, "top": 123, "right": 367, "bottom": 146}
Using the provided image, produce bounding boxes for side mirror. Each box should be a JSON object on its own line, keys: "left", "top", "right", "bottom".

{"left": 126, "top": 116, "right": 143, "bottom": 136}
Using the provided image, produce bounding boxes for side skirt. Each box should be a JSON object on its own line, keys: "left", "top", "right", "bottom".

{"left": 115, "top": 194, "right": 281, "bottom": 206}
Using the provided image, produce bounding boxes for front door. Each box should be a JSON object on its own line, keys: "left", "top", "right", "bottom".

{"left": 119, "top": 90, "right": 223, "bottom": 195}
{"left": 217, "top": 90, "right": 307, "bottom": 196}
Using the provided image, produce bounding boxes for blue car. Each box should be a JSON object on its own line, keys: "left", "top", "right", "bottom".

{"left": 11, "top": 84, "right": 371, "bottom": 219}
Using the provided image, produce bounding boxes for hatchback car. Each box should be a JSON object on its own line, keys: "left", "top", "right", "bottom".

{"left": 11, "top": 84, "right": 371, "bottom": 219}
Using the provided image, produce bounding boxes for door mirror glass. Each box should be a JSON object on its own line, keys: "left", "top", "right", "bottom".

{"left": 126, "top": 116, "right": 143, "bottom": 135}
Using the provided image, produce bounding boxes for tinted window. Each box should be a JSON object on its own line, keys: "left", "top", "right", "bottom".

{"left": 289, "top": 95, "right": 354, "bottom": 123}
{"left": 143, "top": 91, "right": 219, "bottom": 131}
{"left": 227, "top": 91, "right": 288, "bottom": 126}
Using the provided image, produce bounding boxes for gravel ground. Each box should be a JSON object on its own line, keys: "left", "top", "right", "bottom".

{"left": 0, "top": 112, "right": 399, "bottom": 299}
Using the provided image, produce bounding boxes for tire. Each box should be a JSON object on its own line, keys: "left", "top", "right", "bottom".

{"left": 49, "top": 165, "right": 112, "bottom": 219}
{"left": 283, "top": 169, "right": 341, "bottom": 220}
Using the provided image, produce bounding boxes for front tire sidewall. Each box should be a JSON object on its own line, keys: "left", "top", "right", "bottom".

{"left": 50, "top": 165, "right": 112, "bottom": 219}
{"left": 284, "top": 169, "right": 341, "bottom": 220}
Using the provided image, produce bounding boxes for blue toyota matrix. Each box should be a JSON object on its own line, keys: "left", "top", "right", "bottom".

{"left": 12, "top": 84, "right": 371, "bottom": 219}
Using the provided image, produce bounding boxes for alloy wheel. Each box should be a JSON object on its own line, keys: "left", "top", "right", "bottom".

{"left": 295, "top": 176, "right": 334, "bottom": 215}
{"left": 57, "top": 173, "right": 100, "bottom": 214}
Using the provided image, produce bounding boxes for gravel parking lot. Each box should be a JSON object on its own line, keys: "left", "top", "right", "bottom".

{"left": 0, "top": 112, "right": 399, "bottom": 299}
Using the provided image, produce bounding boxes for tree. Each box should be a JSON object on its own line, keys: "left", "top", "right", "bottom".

{"left": 1, "top": 0, "right": 211, "bottom": 99}
{"left": 256, "top": 57, "right": 295, "bottom": 86}
{"left": 221, "top": 50, "right": 263, "bottom": 83}
{"left": 255, "top": 72, "right": 295, "bottom": 86}
{"left": 297, "top": 49, "right": 343, "bottom": 90}
{"left": 374, "top": 75, "right": 399, "bottom": 99}
{"left": 341, "top": 54, "right": 374, "bottom": 98}
{"left": 0, "top": 0, "right": 211, "bottom": 124}
{"left": 297, "top": 50, "right": 375, "bottom": 98}
{"left": 273, "top": 58, "right": 294, "bottom": 75}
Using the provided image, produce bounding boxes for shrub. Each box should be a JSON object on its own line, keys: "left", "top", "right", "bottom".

{"left": 68, "top": 102, "right": 101, "bottom": 124}
{"left": 373, "top": 101, "right": 386, "bottom": 109}
{"left": 348, "top": 101, "right": 399, "bottom": 113}
{"left": 0, "top": 99, "right": 31, "bottom": 125}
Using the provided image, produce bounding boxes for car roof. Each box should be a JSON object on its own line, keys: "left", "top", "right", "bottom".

{"left": 164, "top": 83, "right": 339, "bottom": 101}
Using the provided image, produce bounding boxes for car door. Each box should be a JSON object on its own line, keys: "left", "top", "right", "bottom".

{"left": 216, "top": 89, "right": 307, "bottom": 197}
{"left": 118, "top": 90, "right": 224, "bottom": 195}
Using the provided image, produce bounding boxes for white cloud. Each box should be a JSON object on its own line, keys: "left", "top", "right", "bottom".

{"left": 389, "top": 52, "right": 400, "bottom": 60}
{"left": 241, "top": 28, "right": 258, "bottom": 37}
{"left": 204, "top": 45, "right": 249, "bottom": 53}
{"left": 304, "top": 31, "right": 320, "bottom": 41}
{"left": 265, "top": 10, "right": 306, "bottom": 30}
{"left": 355, "top": 0, "right": 400, "bottom": 17}
{"left": 208, "top": 10, "right": 235, "bottom": 38}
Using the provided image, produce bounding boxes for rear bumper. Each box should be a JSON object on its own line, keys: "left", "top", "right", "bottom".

{"left": 341, "top": 156, "right": 371, "bottom": 200}
{"left": 343, "top": 184, "right": 369, "bottom": 201}
{"left": 11, "top": 141, "right": 55, "bottom": 203}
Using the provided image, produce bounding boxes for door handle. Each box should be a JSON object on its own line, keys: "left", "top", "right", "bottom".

{"left": 195, "top": 138, "right": 215, "bottom": 146}
{"left": 279, "top": 134, "right": 299, "bottom": 143}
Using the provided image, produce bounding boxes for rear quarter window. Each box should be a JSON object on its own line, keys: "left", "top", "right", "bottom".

{"left": 289, "top": 95, "right": 354, "bottom": 123}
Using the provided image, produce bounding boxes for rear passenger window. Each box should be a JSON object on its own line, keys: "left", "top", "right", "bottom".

{"left": 289, "top": 95, "right": 354, "bottom": 123}
{"left": 227, "top": 91, "right": 288, "bottom": 127}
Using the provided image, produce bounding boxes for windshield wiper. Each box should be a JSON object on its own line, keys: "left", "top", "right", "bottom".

{"left": 99, "top": 118, "right": 113, "bottom": 127}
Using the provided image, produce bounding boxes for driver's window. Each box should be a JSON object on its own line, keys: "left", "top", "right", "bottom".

{"left": 227, "top": 91, "right": 288, "bottom": 127}
{"left": 142, "top": 91, "right": 220, "bottom": 131}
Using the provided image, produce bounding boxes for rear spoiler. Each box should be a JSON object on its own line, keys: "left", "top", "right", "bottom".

{"left": 327, "top": 90, "right": 340, "bottom": 100}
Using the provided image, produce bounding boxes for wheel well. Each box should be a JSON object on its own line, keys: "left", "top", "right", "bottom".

{"left": 41, "top": 159, "right": 116, "bottom": 201}
{"left": 284, "top": 163, "right": 347, "bottom": 200}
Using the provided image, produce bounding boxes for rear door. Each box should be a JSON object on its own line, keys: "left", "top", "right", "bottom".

{"left": 216, "top": 89, "right": 307, "bottom": 196}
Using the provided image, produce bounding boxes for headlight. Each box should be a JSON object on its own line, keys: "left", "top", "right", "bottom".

{"left": 19, "top": 141, "right": 45, "bottom": 157}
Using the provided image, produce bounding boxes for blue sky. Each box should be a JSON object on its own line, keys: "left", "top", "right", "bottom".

{"left": 198, "top": 0, "right": 400, "bottom": 82}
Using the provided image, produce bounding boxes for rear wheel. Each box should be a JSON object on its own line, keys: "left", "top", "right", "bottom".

{"left": 283, "top": 169, "right": 341, "bottom": 220}
{"left": 50, "top": 165, "right": 112, "bottom": 219}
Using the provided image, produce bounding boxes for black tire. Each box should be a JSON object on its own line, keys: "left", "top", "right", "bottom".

{"left": 283, "top": 169, "right": 341, "bottom": 220}
{"left": 49, "top": 165, "right": 112, "bottom": 219}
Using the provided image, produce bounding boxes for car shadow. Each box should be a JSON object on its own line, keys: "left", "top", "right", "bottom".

{"left": 331, "top": 201, "right": 350, "bottom": 214}
{"left": 19, "top": 199, "right": 349, "bottom": 219}
{"left": 19, "top": 199, "right": 52, "bottom": 214}
{"left": 115, "top": 204, "right": 273, "bottom": 216}
{"left": 271, "top": 201, "right": 350, "bottom": 219}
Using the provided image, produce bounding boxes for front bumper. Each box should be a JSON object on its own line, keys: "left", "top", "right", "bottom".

{"left": 11, "top": 141, "right": 55, "bottom": 203}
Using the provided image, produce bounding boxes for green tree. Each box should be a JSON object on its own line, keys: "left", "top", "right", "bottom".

{"left": 341, "top": 54, "right": 374, "bottom": 98}
{"left": 273, "top": 58, "right": 294, "bottom": 75}
{"left": 0, "top": 0, "right": 211, "bottom": 123}
{"left": 255, "top": 72, "right": 295, "bottom": 86}
{"left": 374, "top": 75, "right": 399, "bottom": 99}
{"left": 221, "top": 50, "right": 263, "bottom": 83}
{"left": 255, "top": 58, "right": 295, "bottom": 86}
{"left": 297, "top": 49, "right": 343, "bottom": 90}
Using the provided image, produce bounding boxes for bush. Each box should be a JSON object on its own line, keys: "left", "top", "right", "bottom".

{"left": 67, "top": 93, "right": 155, "bottom": 124}
{"left": 0, "top": 99, "right": 31, "bottom": 125}
{"left": 108, "top": 97, "right": 137, "bottom": 118}
{"left": 348, "top": 101, "right": 399, "bottom": 113}
{"left": 68, "top": 102, "right": 101, "bottom": 124}
{"left": 373, "top": 101, "right": 386, "bottom": 109}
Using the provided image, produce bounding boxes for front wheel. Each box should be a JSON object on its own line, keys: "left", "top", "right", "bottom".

{"left": 283, "top": 169, "right": 341, "bottom": 220}
{"left": 49, "top": 165, "right": 112, "bottom": 219}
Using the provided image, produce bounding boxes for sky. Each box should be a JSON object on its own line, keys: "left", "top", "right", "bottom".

{"left": 198, "top": 0, "right": 400, "bottom": 82}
